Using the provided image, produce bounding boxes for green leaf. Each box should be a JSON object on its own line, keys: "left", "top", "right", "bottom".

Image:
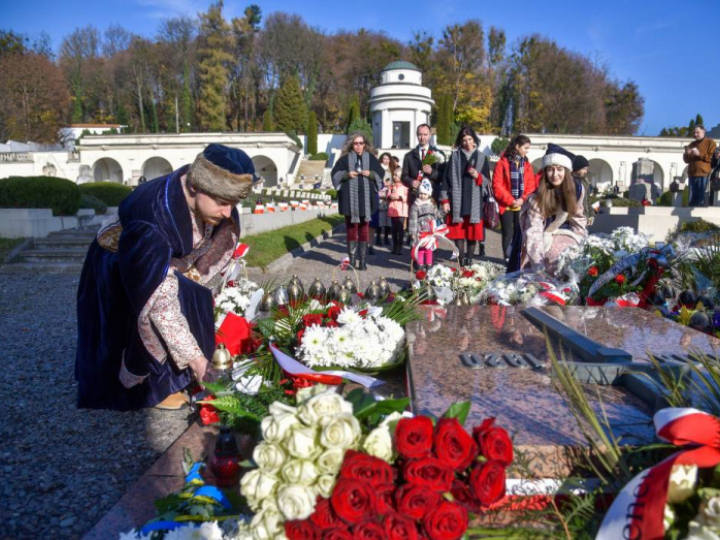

{"left": 201, "top": 381, "right": 230, "bottom": 394}
{"left": 442, "top": 401, "right": 471, "bottom": 425}
{"left": 373, "top": 397, "right": 410, "bottom": 415}
{"left": 349, "top": 391, "right": 377, "bottom": 419}
{"left": 240, "top": 459, "right": 254, "bottom": 468}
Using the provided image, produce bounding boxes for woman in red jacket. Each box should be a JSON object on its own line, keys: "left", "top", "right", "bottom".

{"left": 493, "top": 134, "right": 538, "bottom": 261}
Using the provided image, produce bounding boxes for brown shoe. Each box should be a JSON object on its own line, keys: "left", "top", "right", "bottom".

{"left": 154, "top": 392, "right": 189, "bottom": 410}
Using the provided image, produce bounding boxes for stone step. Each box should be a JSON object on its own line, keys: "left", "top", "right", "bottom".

{"left": 0, "top": 262, "right": 84, "bottom": 274}
{"left": 18, "top": 249, "right": 88, "bottom": 264}
{"left": 34, "top": 237, "right": 94, "bottom": 250}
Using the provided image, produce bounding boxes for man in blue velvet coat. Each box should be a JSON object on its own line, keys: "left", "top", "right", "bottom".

{"left": 76, "top": 144, "right": 256, "bottom": 411}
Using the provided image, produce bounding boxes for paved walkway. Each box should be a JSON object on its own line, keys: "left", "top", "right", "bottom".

{"left": 247, "top": 227, "right": 505, "bottom": 292}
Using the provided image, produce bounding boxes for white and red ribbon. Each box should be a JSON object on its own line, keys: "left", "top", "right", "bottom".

{"left": 411, "top": 221, "right": 458, "bottom": 262}
{"left": 270, "top": 344, "right": 384, "bottom": 389}
{"left": 339, "top": 256, "right": 351, "bottom": 271}
{"left": 596, "top": 407, "right": 720, "bottom": 540}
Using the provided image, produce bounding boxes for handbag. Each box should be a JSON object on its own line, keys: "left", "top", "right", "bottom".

{"left": 483, "top": 189, "right": 500, "bottom": 229}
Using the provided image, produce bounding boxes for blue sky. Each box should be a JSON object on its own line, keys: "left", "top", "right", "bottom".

{"left": 3, "top": 0, "right": 718, "bottom": 136}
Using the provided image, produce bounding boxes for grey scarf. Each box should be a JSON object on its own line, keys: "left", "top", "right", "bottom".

{"left": 449, "top": 149, "right": 485, "bottom": 224}
{"left": 347, "top": 152, "right": 373, "bottom": 223}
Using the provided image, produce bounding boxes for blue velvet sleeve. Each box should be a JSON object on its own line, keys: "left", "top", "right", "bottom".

{"left": 117, "top": 220, "right": 173, "bottom": 316}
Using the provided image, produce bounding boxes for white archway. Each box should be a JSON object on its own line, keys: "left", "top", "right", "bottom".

{"left": 141, "top": 156, "right": 173, "bottom": 181}
{"left": 93, "top": 157, "right": 123, "bottom": 183}
{"left": 649, "top": 160, "right": 665, "bottom": 191}
{"left": 588, "top": 159, "right": 613, "bottom": 192}
{"left": 252, "top": 155, "right": 278, "bottom": 187}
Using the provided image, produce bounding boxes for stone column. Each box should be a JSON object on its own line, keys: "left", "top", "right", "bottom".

{"left": 381, "top": 109, "right": 390, "bottom": 149}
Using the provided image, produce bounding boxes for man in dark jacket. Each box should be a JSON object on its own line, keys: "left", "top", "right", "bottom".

{"left": 572, "top": 155, "right": 593, "bottom": 225}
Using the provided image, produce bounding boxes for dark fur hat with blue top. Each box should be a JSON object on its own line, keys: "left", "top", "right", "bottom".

{"left": 189, "top": 143, "right": 257, "bottom": 202}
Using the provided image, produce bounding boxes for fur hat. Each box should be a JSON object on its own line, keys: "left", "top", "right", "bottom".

{"left": 419, "top": 179, "right": 433, "bottom": 195}
{"left": 542, "top": 143, "right": 575, "bottom": 171}
{"left": 189, "top": 143, "right": 257, "bottom": 202}
{"left": 573, "top": 155, "right": 590, "bottom": 172}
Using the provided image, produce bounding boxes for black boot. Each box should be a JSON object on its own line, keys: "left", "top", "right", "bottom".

{"left": 466, "top": 242, "right": 476, "bottom": 267}
{"left": 369, "top": 244, "right": 375, "bottom": 255}
{"left": 454, "top": 239, "right": 466, "bottom": 266}
{"left": 479, "top": 243, "right": 486, "bottom": 257}
{"left": 348, "top": 240, "right": 357, "bottom": 267}
{"left": 358, "top": 242, "right": 368, "bottom": 270}
{"left": 384, "top": 228, "right": 391, "bottom": 246}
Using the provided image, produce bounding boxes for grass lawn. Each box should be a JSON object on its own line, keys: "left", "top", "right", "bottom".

{"left": 0, "top": 237, "right": 25, "bottom": 261}
{"left": 244, "top": 214, "right": 344, "bottom": 268}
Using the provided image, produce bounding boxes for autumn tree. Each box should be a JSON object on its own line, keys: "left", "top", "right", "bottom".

{"left": 0, "top": 51, "right": 70, "bottom": 143}
{"left": 229, "top": 5, "right": 261, "bottom": 131}
{"left": 59, "top": 25, "right": 101, "bottom": 122}
{"left": 274, "top": 74, "right": 307, "bottom": 133}
{"left": 197, "top": 1, "right": 233, "bottom": 131}
{"left": 158, "top": 16, "right": 198, "bottom": 132}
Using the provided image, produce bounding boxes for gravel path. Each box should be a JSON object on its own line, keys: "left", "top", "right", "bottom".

{"left": 0, "top": 275, "right": 193, "bottom": 540}
{"left": 0, "top": 228, "right": 504, "bottom": 540}
{"left": 248, "top": 227, "right": 505, "bottom": 290}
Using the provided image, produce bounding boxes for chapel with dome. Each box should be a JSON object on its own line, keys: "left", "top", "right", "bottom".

{"left": 368, "top": 61, "right": 435, "bottom": 149}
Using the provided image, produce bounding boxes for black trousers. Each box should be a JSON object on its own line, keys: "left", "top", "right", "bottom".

{"left": 500, "top": 211, "right": 520, "bottom": 259}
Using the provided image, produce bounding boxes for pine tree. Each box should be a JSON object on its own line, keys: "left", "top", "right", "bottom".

{"left": 274, "top": 74, "right": 307, "bottom": 134}
{"left": 347, "top": 118, "right": 373, "bottom": 144}
{"left": 696, "top": 113, "right": 705, "bottom": 127}
{"left": 72, "top": 94, "right": 83, "bottom": 123}
{"left": 687, "top": 118, "right": 696, "bottom": 136}
{"left": 263, "top": 109, "right": 274, "bottom": 131}
{"left": 197, "top": 1, "right": 234, "bottom": 131}
{"left": 345, "top": 97, "right": 360, "bottom": 133}
{"left": 307, "top": 110, "right": 318, "bottom": 155}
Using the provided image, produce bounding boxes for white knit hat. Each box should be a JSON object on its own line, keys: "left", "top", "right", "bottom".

{"left": 541, "top": 143, "right": 574, "bottom": 171}
{"left": 419, "top": 179, "right": 433, "bottom": 195}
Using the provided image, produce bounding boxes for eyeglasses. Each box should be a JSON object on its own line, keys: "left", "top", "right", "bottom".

{"left": 353, "top": 141, "right": 365, "bottom": 146}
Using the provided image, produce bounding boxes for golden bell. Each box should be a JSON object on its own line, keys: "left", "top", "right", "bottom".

{"left": 308, "top": 278, "right": 326, "bottom": 300}
{"left": 365, "top": 281, "right": 381, "bottom": 304}
{"left": 337, "top": 285, "right": 353, "bottom": 305}
{"left": 329, "top": 281, "right": 343, "bottom": 302}
{"left": 288, "top": 280, "right": 304, "bottom": 303}
{"left": 212, "top": 344, "right": 233, "bottom": 371}
{"left": 343, "top": 276, "right": 357, "bottom": 295}
{"left": 260, "top": 291, "right": 277, "bottom": 312}
{"left": 378, "top": 277, "right": 391, "bottom": 299}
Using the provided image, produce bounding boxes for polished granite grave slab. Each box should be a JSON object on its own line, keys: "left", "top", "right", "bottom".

{"left": 407, "top": 305, "right": 720, "bottom": 477}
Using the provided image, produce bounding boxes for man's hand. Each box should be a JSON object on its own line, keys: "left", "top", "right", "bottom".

{"left": 691, "top": 148, "right": 701, "bottom": 157}
{"left": 422, "top": 164, "right": 433, "bottom": 175}
{"left": 442, "top": 202, "right": 451, "bottom": 213}
{"left": 412, "top": 180, "right": 420, "bottom": 189}
{"left": 189, "top": 356, "right": 210, "bottom": 383}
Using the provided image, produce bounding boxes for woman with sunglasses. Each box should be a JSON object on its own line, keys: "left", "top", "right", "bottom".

{"left": 331, "top": 132, "right": 385, "bottom": 270}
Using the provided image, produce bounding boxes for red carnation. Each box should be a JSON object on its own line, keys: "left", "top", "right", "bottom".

{"left": 297, "top": 329, "right": 305, "bottom": 343}
{"left": 325, "top": 319, "right": 339, "bottom": 328}
{"left": 331, "top": 478, "right": 377, "bottom": 524}
{"left": 469, "top": 460, "right": 506, "bottom": 506}
{"left": 353, "top": 521, "right": 386, "bottom": 540}
{"left": 395, "top": 417, "right": 434, "bottom": 459}
{"left": 285, "top": 520, "right": 319, "bottom": 540}
{"left": 384, "top": 513, "right": 419, "bottom": 540}
{"left": 615, "top": 274, "right": 626, "bottom": 284}
{"left": 416, "top": 270, "right": 427, "bottom": 281}
{"left": 433, "top": 418, "right": 478, "bottom": 471}
{"left": 303, "top": 313, "right": 324, "bottom": 327}
{"left": 340, "top": 450, "right": 394, "bottom": 487}
{"left": 395, "top": 483, "right": 441, "bottom": 520}
{"left": 198, "top": 396, "right": 220, "bottom": 425}
{"left": 310, "top": 497, "right": 344, "bottom": 530}
{"left": 422, "top": 501, "right": 469, "bottom": 540}
{"left": 322, "top": 529, "right": 353, "bottom": 540}
{"left": 403, "top": 458, "right": 454, "bottom": 492}
{"left": 375, "top": 483, "right": 396, "bottom": 515}
{"left": 472, "top": 418, "right": 514, "bottom": 465}
{"left": 588, "top": 266, "right": 599, "bottom": 277}
{"left": 462, "top": 270, "right": 474, "bottom": 278}
{"left": 327, "top": 305, "right": 342, "bottom": 321}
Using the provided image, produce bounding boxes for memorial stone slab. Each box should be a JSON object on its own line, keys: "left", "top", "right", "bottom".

{"left": 628, "top": 182, "right": 652, "bottom": 202}
{"left": 406, "top": 305, "right": 720, "bottom": 477}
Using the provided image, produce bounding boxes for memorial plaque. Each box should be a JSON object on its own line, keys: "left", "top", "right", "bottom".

{"left": 406, "top": 305, "right": 720, "bottom": 476}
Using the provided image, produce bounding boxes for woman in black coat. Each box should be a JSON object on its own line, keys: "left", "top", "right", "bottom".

{"left": 331, "top": 132, "right": 385, "bottom": 270}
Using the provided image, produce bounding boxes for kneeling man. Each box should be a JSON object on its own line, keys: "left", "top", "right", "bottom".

{"left": 76, "top": 144, "right": 255, "bottom": 410}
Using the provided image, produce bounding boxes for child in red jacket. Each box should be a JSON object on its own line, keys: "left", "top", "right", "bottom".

{"left": 493, "top": 134, "right": 539, "bottom": 261}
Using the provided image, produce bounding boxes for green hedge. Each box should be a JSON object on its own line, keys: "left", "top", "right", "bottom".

{"left": 325, "top": 189, "right": 337, "bottom": 200}
{"left": 80, "top": 194, "right": 108, "bottom": 215}
{"left": 657, "top": 187, "right": 690, "bottom": 207}
{"left": 309, "top": 152, "right": 329, "bottom": 162}
{"left": 79, "top": 182, "right": 132, "bottom": 206}
{"left": 0, "top": 176, "right": 81, "bottom": 216}
{"left": 590, "top": 195, "right": 642, "bottom": 208}
{"left": 679, "top": 219, "right": 720, "bottom": 234}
